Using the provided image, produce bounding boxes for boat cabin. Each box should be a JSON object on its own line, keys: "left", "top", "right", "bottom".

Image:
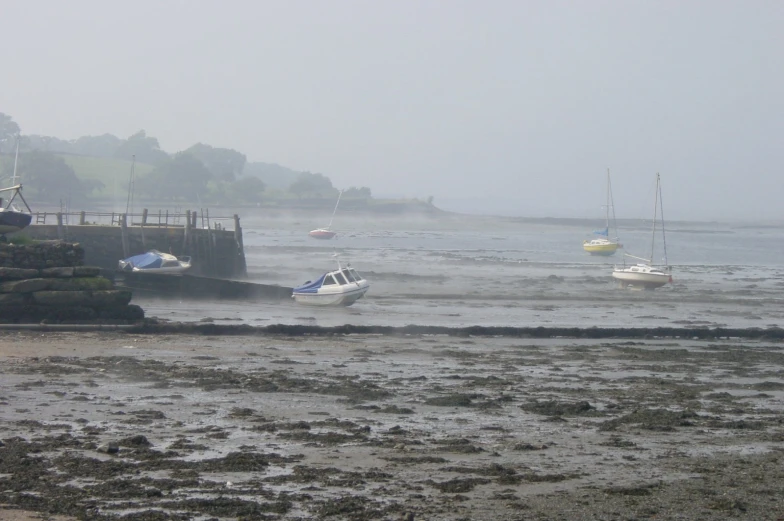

{"left": 295, "top": 267, "right": 365, "bottom": 294}
{"left": 321, "top": 268, "right": 364, "bottom": 287}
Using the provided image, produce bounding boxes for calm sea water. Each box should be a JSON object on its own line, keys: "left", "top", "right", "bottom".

{"left": 138, "top": 210, "right": 784, "bottom": 329}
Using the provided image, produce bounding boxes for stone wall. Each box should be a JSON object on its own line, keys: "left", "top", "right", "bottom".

{"left": 0, "top": 241, "right": 144, "bottom": 324}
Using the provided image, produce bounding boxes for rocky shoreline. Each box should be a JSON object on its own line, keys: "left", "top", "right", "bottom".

{"left": 1, "top": 330, "right": 782, "bottom": 520}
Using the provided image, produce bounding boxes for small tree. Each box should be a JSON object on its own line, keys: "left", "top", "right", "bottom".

{"left": 228, "top": 176, "right": 266, "bottom": 203}
{"left": 0, "top": 112, "right": 21, "bottom": 154}
{"left": 113, "top": 130, "right": 169, "bottom": 166}
{"left": 344, "top": 186, "right": 372, "bottom": 199}
{"left": 184, "top": 143, "right": 247, "bottom": 182}
{"left": 143, "top": 152, "right": 212, "bottom": 201}
{"left": 288, "top": 172, "right": 335, "bottom": 198}
{"left": 15, "top": 150, "right": 85, "bottom": 202}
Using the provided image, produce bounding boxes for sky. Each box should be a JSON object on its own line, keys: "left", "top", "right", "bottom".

{"left": 1, "top": 0, "right": 782, "bottom": 221}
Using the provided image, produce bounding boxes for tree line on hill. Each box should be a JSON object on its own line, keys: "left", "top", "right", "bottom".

{"left": 0, "top": 112, "right": 372, "bottom": 205}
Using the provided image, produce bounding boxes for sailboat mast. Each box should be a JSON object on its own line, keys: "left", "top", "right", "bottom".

{"left": 11, "top": 136, "right": 20, "bottom": 186}
{"left": 658, "top": 174, "right": 668, "bottom": 266}
{"left": 125, "top": 155, "right": 136, "bottom": 216}
{"left": 608, "top": 171, "right": 619, "bottom": 241}
{"left": 650, "top": 173, "right": 659, "bottom": 264}
{"left": 604, "top": 169, "right": 611, "bottom": 232}
{"left": 326, "top": 189, "right": 343, "bottom": 229}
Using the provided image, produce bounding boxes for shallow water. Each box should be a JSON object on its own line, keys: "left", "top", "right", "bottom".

{"left": 137, "top": 211, "right": 784, "bottom": 328}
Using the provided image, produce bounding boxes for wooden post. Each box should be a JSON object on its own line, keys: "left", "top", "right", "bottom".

{"left": 79, "top": 211, "right": 86, "bottom": 225}
{"left": 233, "top": 214, "right": 247, "bottom": 277}
{"left": 140, "top": 208, "right": 148, "bottom": 250}
{"left": 183, "top": 210, "right": 191, "bottom": 255}
{"left": 191, "top": 210, "right": 197, "bottom": 229}
{"left": 120, "top": 213, "right": 129, "bottom": 259}
{"left": 56, "top": 213, "right": 64, "bottom": 240}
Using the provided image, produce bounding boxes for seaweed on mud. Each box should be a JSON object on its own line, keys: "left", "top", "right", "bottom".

{"left": 119, "top": 434, "right": 152, "bottom": 447}
{"left": 376, "top": 405, "right": 415, "bottom": 414}
{"left": 519, "top": 472, "right": 581, "bottom": 483}
{"left": 512, "top": 442, "right": 549, "bottom": 451}
{"left": 228, "top": 406, "right": 257, "bottom": 417}
{"left": 706, "top": 419, "right": 767, "bottom": 430}
{"left": 380, "top": 455, "right": 448, "bottom": 464}
{"left": 704, "top": 391, "right": 737, "bottom": 401}
{"left": 425, "top": 393, "right": 483, "bottom": 407}
{"left": 430, "top": 477, "right": 492, "bottom": 493}
{"left": 313, "top": 495, "right": 391, "bottom": 519}
{"left": 277, "top": 430, "right": 369, "bottom": 445}
{"left": 444, "top": 463, "right": 519, "bottom": 478}
{"left": 752, "top": 381, "right": 784, "bottom": 391}
{"left": 167, "top": 437, "right": 209, "bottom": 451}
{"left": 158, "top": 497, "right": 292, "bottom": 517}
{"left": 605, "top": 483, "right": 658, "bottom": 496}
{"left": 599, "top": 436, "right": 638, "bottom": 448}
{"left": 520, "top": 400, "right": 601, "bottom": 417}
{"left": 599, "top": 408, "right": 700, "bottom": 432}
{"left": 432, "top": 438, "right": 484, "bottom": 454}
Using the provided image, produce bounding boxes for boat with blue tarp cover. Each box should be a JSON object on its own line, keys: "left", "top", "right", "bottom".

{"left": 292, "top": 256, "right": 369, "bottom": 306}
{"left": 118, "top": 250, "right": 192, "bottom": 274}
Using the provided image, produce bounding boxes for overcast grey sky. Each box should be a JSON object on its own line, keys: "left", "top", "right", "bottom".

{"left": 1, "top": 0, "right": 782, "bottom": 221}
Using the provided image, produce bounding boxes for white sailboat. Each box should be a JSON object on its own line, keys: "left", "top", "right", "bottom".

{"left": 583, "top": 169, "right": 621, "bottom": 256}
{"left": 309, "top": 190, "right": 343, "bottom": 240}
{"left": 0, "top": 137, "right": 33, "bottom": 240}
{"left": 612, "top": 173, "right": 672, "bottom": 289}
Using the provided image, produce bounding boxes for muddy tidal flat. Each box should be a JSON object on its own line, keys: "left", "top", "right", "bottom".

{"left": 1, "top": 330, "right": 783, "bottom": 520}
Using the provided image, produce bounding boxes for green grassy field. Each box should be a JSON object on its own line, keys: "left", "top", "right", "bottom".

{"left": 59, "top": 155, "right": 155, "bottom": 198}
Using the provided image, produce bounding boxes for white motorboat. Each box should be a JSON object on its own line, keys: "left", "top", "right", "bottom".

{"left": 118, "top": 250, "right": 192, "bottom": 274}
{"left": 292, "top": 257, "right": 369, "bottom": 306}
{"left": 612, "top": 173, "right": 672, "bottom": 289}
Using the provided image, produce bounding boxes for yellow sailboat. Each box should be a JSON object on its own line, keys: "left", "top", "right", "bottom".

{"left": 583, "top": 169, "right": 621, "bottom": 256}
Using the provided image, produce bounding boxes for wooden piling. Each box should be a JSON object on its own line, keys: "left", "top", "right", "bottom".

{"left": 120, "top": 213, "right": 129, "bottom": 259}
{"left": 79, "top": 211, "right": 86, "bottom": 225}
{"left": 56, "top": 213, "right": 64, "bottom": 240}
{"left": 233, "top": 214, "right": 247, "bottom": 277}
{"left": 183, "top": 210, "right": 191, "bottom": 255}
{"left": 140, "top": 208, "right": 148, "bottom": 250}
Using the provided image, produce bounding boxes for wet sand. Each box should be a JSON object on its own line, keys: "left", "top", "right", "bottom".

{"left": 1, "top": 330, "right": 783, "bottom": 520}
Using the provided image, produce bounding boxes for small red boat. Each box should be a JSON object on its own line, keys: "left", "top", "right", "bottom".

{"left": 308, "top": 228, "right": 337, "bottom": 240}
{"left": 308, "top": 190, "right": 342, "bottom": 240}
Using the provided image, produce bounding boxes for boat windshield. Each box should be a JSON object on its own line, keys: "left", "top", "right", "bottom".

{"left": 333, "top": 272, "right": 349, "bottom": 285}
{"left": 322, "top": 275, "right": 337, "bottom": 286}
{"left": 341, "top": 269, "right": 356, "bottom": 282}
{"left": 349, "top": 269, "right": 363, "bottom": 281}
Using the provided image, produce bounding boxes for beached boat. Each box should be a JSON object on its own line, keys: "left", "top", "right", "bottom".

{"left": 292, "top": 257, "right": 369, "bottom": 306}
{"left": 584, "top": 169, "right": 621, "bottom": 256}
{"left": 309, "top": 190, "right": 343, "bottom": 240}
{"left": 118, "top": 250, "right": 192, "bottom": 274}
{"left": 612, "top": 173, "right": 672, "bottom": 289}
{"left": 0, "top": 185, "right": 32, "bottom": 239}
{"left": 0, "top": 139, "right": 33, "bottom": 240}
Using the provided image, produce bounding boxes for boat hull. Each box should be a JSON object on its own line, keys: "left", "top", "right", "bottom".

{"left": 583, "top": 240, "right": 619, "bottom": 256}
{"left": 612, "top": 266, "right": 671, "bottom": 289}
{"left": 0, "top": 210, "right": 32, "bottom": 235}
{"left": 309, "top": 229, "right": 337, "bottom": 240}
{"left": 293, "top": 282, "right": 369, "bottom": 307}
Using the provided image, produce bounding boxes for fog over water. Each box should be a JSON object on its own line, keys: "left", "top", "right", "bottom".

{"left": 2, "top": 0, "right": 782, "bottom": 221}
